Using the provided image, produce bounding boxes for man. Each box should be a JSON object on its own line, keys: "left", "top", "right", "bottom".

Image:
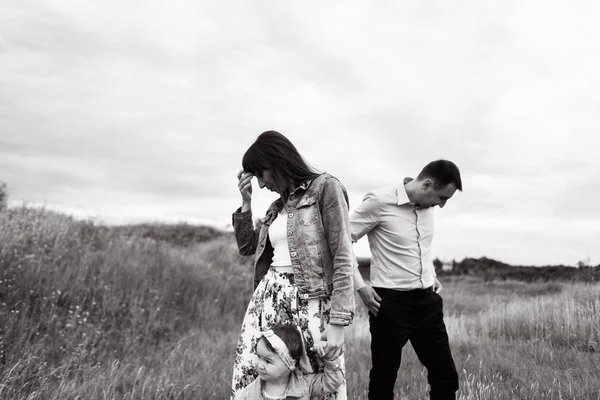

{"left": 351, "top": 159, "right": 462, "bottom": 400}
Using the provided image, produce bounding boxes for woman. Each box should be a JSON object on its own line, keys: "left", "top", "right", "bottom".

{"left": 230, "top": 131, "right": 355, "bottom": 399}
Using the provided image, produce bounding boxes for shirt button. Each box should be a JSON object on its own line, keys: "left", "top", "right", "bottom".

{"left": 302, "top": 294, "right": 309, "bottom": 299}
{"left": 288, "top": 231, "right": 293, "bottom": 236}
{"left": 291, "top": 251, "right": 297, "bottom": 257}
{"left": 288, "top": 213, "right": 294, "bottom": 218}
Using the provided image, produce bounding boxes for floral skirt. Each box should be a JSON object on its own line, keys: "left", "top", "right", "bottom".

{"left": 230, "top": 267, "right": 347, "bottom": 399}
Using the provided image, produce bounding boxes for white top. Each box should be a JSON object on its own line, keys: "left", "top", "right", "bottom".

{"left": 350, "top": 178, "right": 436, "bottom": 290}
{"left": 269, "top": 211, "right": 293, "bottom": 267}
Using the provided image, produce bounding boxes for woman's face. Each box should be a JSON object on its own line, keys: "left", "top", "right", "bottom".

{"left": 255, "top": 170, "right": 279, "bottom": 193}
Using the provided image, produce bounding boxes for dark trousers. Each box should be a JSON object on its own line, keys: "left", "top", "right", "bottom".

{"left": 368, "top": 287, "right": 459, "bottom": 400}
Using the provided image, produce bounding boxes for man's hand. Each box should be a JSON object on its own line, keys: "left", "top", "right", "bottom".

{"left": 433, "top": 277, "right": 443, "bottom": 294}
{"left": 357, "top": 284, "right": 382, "bottom": 317}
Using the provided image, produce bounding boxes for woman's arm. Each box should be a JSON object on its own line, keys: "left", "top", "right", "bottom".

{"left": 319, "top": 177, "right": 355, "bottom": 327}
{"left": 232, "top": 170, "right": 260, "bottom": 255}
{"left": 232, "top": 208, "right": 260, "bottom": 256}
{"left": 350, "top": 193, "right": 383, "bottom": 315}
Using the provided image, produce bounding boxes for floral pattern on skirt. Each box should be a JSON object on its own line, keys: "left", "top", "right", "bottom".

{"left": 230, "top": 267, "right": 347, "bottom": 399}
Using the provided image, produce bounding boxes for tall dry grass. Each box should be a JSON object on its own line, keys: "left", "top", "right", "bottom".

{"left": 0, "top": 206, "right": 251, "bottom": 399}
{"left": 1, "top": 206, "right": 599, "bottom": 399}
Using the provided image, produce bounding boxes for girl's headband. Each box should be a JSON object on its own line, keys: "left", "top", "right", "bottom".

{"left": 260, "top": 329, "right": 297, "bottom": 371}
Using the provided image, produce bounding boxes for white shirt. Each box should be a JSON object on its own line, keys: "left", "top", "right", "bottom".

{"left": 350, "top": 179, "right": 436, "bottom": 290}
{"left": 269, "top": 211, "right": 292, "bottom": 267}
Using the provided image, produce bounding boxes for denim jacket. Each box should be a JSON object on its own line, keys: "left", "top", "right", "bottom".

{"left": 234, "top": 357, "right": 344, "bottom": 400}
{"left": 232, "top": 173, "right": 355, "bottom": 326}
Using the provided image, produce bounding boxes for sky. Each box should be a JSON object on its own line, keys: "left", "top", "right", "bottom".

{"left": 1, "top": 0, "right": 599, "bottom": 267}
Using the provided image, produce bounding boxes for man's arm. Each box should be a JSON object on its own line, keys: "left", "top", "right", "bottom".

{"left": 433, "top": 276, "right": 443, "bottom": 294}
{"left": 349, "top": 193, "right": 381, "bottom": 242}
{"left": 353, "top": 264, "right": 366, "bottom": 292}
{"left": 349, "top": 193, "right": 383, "bottom": 316}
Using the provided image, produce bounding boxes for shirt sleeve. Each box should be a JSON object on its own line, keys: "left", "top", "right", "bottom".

{"left": 353, "top": 264, "right": 366, "bottom": 292}
{"left": 349, "top": 193, "right": 381, "bottom": 242}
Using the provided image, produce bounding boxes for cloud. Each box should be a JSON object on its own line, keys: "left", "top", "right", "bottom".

{"left": 1, "top": 0, "right": 600, "bottom": 265}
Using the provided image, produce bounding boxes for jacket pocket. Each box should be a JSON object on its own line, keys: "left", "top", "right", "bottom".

{"left": 296, "top": 196, "right": 318, "bottom": 226}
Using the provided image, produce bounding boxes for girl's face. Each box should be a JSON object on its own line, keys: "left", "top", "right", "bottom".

{"left": 255, "top": 338, "right": 290, "bottom": 382}
{"left": 255, "top": 170, "right": 279, "bottom": 193}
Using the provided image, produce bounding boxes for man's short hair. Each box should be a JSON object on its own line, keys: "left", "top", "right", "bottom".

{"left": 417, "top": 160, "right": 462, "bottom": 191}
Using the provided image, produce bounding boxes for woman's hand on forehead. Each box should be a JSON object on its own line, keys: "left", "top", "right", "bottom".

{"left": 237, "top": 169, "right": 253, "bottom": 180}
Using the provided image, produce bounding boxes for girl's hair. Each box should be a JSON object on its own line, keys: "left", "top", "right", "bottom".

{"left": 242, "top": 131, "right": 321, "bottom": 201}
{"left": 261, "top": 324, "right": 304, "bottom": 363}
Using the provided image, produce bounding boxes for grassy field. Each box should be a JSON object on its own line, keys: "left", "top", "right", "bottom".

{"left": 1, "top": 207, "right": 599, "bottom": 399}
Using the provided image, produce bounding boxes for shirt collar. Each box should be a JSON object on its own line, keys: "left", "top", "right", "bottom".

{"left": 397, "top": 177, "right": 414, "bottom": 206}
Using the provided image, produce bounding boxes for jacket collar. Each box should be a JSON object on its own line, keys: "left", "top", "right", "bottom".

{"left": 252, "top": 370, "right": 305, "bottom": 398}
{"left": 265, "top": 176, "right": 319, "bottom": 218}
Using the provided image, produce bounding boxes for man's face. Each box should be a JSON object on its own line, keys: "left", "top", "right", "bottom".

{"left": 415, "top": 180, "right": 457, "bottom": 209}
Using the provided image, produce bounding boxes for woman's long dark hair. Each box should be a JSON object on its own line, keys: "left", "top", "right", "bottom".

{"left": 242, "top": 131, "right": 321, "bottom": 201}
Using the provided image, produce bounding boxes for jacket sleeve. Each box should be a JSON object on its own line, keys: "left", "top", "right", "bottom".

{"left": 319, "top": 178, "right": 355, "bottom": 326}
{"left": 232, "top": 207, "right": 260, "bottom": 256}
{"left": 306, "top": 356, "right": 345, "bottom": 395}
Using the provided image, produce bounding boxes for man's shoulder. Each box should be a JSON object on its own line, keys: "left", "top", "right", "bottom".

{"left": 364, "top": 185, "right": 398, "bottom": 203}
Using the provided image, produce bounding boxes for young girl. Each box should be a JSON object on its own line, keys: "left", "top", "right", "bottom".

{"left": 234, "top": 324, "right": 344, "bottom": 400}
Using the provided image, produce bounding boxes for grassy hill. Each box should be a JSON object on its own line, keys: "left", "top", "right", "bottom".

{"left": 113, "top": 222, "right": 229, "bottom": 247}
{"left": 0, "top": 206, "right": 252, "bottom": 398}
